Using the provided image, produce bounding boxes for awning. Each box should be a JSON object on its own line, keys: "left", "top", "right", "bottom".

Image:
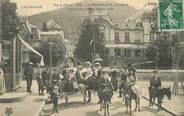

{"left": 18, "top": 37, "right": 44, "bottom": 66}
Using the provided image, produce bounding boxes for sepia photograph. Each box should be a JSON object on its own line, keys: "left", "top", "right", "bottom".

{"left": 0, "top": 0, "right": 184, "bottom": 116}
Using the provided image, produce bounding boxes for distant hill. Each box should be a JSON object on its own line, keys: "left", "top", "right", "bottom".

{"left": 28, "top": 1, "right": 137, "bottom": 39}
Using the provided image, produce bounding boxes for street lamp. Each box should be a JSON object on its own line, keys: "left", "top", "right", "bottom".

{"left": 94, "top": 53, "right": 103, "bottom": 64}
{"left": 48, "top": 42, "right": 53, "bottom": 68}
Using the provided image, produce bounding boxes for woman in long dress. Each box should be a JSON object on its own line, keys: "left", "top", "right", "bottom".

{"left": 127, "top": 68, "right": 142, "bottom": 99}
{"left": 0, "top": 69, "right": 6, "bottom": 95}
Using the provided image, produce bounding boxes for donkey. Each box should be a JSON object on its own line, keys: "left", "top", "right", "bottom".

{"left": 149, "top": 87, "right": 171, "bottom": 111}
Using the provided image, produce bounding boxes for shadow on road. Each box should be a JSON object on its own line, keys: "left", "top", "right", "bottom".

{"left": 57, "top": 101, "right": 98, "bottom": 111}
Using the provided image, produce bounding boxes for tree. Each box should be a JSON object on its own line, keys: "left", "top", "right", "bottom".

{"left": 146, "top": 37, "right": 173, "bottom": 68}
{"left": 1, "top": 0, "right": 23, "bottom": 40}
{"left": 30, "top": 41, "right": 66, "bottom": 67}
{"left": 75, "top": 17, "right": 106, "bottom": 63}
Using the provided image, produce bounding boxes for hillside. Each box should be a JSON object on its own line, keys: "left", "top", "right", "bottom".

{"left": 28, "top": 1, "right": 137, "bottom": 39}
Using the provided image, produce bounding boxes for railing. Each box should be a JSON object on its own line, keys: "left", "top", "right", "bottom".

{"left": 104, "top": 41, "right": 150, "bottom": 45}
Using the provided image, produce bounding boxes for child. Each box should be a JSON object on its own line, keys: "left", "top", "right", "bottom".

{"left": 51, "top": 80, "right": 60, "bottom": 113}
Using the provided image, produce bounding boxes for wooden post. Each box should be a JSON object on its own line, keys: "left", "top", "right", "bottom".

{"left": 12, "top": 37, "right": 16, "bottom": 90}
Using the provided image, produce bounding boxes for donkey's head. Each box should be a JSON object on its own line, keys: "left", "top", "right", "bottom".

{"left": 163, "top": 87, "right": 171, "bottom": 100}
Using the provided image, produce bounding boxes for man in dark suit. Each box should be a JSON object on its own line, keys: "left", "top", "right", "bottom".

{"left": 24, "top": 62, "right": 34, "bottom": 93}
{"left": 52, "top": 69, "right": 60, "bottom": 83}
{"left": 42, "top": 67, "right": 50, "bottom": 92}
{"left": 119, "top": 69, "right": 127, "bottom": 98}
{"left": 51, "top": 80, "right": 60, "bottom": 113}
{"left": 149, "top": 70, "right": 162, "bottom": 106}
{"left": 150, "top": 71, "right": 161, "bottom": 89}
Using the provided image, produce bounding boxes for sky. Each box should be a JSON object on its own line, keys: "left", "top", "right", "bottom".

{"left": 11, "top": 0, "right": 158, "bottom": 16}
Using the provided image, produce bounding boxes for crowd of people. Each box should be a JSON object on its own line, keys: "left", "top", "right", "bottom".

{"left": 23, "top": 61, "right": 163, "bottom": 114}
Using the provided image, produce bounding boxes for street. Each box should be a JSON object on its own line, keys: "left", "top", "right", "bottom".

{"left": 41, "top": 91, "right": 172, "bottom": 116}
{"left": 1, "top": 0, "right": 184, "bottom": 116}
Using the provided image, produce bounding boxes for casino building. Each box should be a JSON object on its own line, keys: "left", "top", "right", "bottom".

{"left": 87, "top": 2, "right": 157, "bottom": 66}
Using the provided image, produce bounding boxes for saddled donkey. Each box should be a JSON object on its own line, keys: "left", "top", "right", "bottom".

{"left": 76, "top": 74, "right": 88, "bottom": 104}
{"left": 119, "top": 80, "right": 127, "bottom": 104}
{"left": 85, "top": 76, "right": 99, "bottom": 103}
{"left": 100, "top": 85, "right": 113, "bottom": 116}
{"left": 149, "top": 87, "right": 171, "bottom": 111}
{"left": 62, "top": 78, "right": 74, "bottom": 105}
{"left": 124, "top": 84, "right": 141, "bottom": 115}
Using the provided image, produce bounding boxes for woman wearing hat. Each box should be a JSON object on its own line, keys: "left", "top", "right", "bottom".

{"left": 76, "top": 65, "right": 83, "bottom": 84}
{"left": 94, "top": 63, "right": 102, "bottom": 79}
{"left": 36, "top": 63, "right": 44, "bottom": 95}
{"left": 84, "top": 61, "right": 93, "bottom": 79}
{"left": 0, "top": 68, "right": 6, "bottom": 95}
{"left": 127, "top": 68, "right": 142, "bottom": 99}
{"left": 110, "top": 70, "right": 118, "bottom": 92}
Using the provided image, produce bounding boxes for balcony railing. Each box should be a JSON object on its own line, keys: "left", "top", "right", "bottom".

{"left": 104, "top": 40, "right": 150, "bottom": 45}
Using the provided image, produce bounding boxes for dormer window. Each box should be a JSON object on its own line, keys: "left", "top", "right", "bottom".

{"left": 115, "top": 31, "right": 119, "bottom": 43}
{"left": 125, "top": 32, "right": 130, "bottom": 42}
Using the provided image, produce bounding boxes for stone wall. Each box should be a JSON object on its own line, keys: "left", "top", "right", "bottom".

{"left": 136, "top": 71, "right": 184, "bottom": 81}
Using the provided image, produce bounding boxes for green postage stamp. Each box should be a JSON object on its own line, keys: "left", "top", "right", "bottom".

{"left": 159, "top": 0, "right": 184, "bottom": 31}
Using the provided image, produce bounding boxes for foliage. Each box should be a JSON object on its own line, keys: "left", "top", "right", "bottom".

{"left": 75, "top": 17, "right": 107, "bottom": 63}
{"left": 146, "top": 37, "right": 173, "bottom": 67}
{"left": 30, "top": 41, "right": 65, "bottom": 67}
{"left": 1, "top": 0, "right": 23, "bottom": 40}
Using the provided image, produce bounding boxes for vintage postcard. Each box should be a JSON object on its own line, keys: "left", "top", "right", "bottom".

{"left": 0, "top": 0, "right": 184, "bottom": 116}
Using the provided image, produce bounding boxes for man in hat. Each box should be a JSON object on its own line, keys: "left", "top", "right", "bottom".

{"left": 52, "top": 69, "right": 60, "bottom": 83}
{"left": 119, "top": 68, "right": 128, "bottom": 98}
{"left": 110, "top": 70, "right": 118, "bottom": 91}
{"left": 51, "top": 80, "right": 60, "bottom": 113}
{"left": 42, "top": 66, "right": 50, "bottom": 93}
{"left": 24, "top": 62, "right": 34, "bottom": 93}
{"left": 98, "top": 69, "right": 113, "bottom": 103}
{"left": 149, "top": 71, "right": 161, "bottom": 90}
{"left": 149, "top": 71, "right": 161, "bottom": 106}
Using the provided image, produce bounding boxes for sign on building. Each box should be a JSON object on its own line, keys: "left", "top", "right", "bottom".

{"left": 159, "top": 0, "right": 184, "bottom": 31}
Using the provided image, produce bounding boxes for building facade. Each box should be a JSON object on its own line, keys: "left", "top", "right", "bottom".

{"left": 88, "top": 3, "right": 157, "bottom": 66}
{"left": 1, "top": 0, "right": 22, "bottom": 91}
{"left": 23, "top": 18, "right": 66, "bottom": 66}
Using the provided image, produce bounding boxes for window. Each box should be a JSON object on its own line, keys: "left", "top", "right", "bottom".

{"left": 135, "top": 49, "right": 141, "bottom": 57}
{"left": 115, "top": 31, "right": 119, "bottom": 43}
{"left": 114, "top": 48, "right": 121, "bottom": 57}
{"left": 100, "top": 32, "right": 104, "bottom": 40}
{"left": 125, "top": 32, "right": 130, "bottom": 42}
{"left": 99, "top": 26, "right": 105, "bottom": 40}
{"left": 124, "top": 49, "right": 131, "bottom": 57}
{"left": 172, "top": 34, "right": 177, "bottom": 40}
{"left": 105, "top": 48, "right": 109, "bottom": 56}
{"left": 150, "top": 32, "right": 154, "bottom": 41}
{"left": 134, "top": 31, "right": 141, "bottom": 43}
